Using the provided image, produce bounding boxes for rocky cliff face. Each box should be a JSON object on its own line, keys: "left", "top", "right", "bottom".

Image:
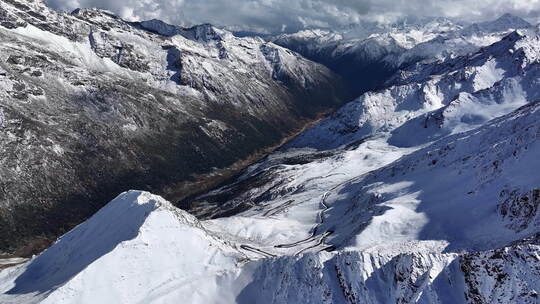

{"left": 236, "top": 239, "right": 540, "bottom": 304}
{"left": 0, "top": 0, "right": 346, "bottom": 254}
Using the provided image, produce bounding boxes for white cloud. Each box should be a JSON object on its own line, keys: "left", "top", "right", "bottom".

{"left": 45, "top": 0, "right": 540, "bottom": 33}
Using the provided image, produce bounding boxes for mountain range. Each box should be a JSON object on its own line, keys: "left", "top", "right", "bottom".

{"left": 1, "top": 1, "right": 540, "bottom": 303}
{"left": 0, "top": 0, "right": 345, "bottom": 255}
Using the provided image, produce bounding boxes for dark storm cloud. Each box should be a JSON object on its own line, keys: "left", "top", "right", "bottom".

{"left": 45, "top": 0, "right": 540, "bottom": 33}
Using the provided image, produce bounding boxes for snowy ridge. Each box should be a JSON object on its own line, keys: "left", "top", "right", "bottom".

{"left": 0, "top": 191, "right": 243, "bottom": 303}
{"left": 319, "top": 100, "right": 540, "bottom": 251}
{"left": 4, "top": 103, "right": 540, "bottom": 304}
{"left": 273, "top": 14, "right": 533, "bottom": 69}
{"left": 3, "top": 108, "right": 540, "bottom": 303}
{"left": 460, "top": 13, "right": 532, "bottom": 36}
{"left": 237, "top": 240, "right": 540, "bottom": 304}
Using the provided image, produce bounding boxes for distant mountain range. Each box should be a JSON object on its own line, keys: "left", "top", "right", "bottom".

{"left": 271, "top": 14, "right": 532, "bottom": 96}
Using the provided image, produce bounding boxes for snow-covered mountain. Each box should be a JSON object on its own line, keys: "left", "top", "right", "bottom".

{"left": 2, "top": 2, "right": 540, "bottom": 303}
{"left": 271, "top": 14, "right": 533, "bottom": 96}
{"left": 0, "top": 191, "right": 245, "bottom": 303}
{"left": 287, "top": 28, "right": 540, "bottom": 150}
{"left": 0, "top": 0, "right": 346, "bottom": 254}
{"left": 3, "top": 95, "right": 540, "bottom": 302}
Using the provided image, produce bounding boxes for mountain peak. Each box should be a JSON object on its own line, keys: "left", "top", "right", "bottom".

{"left": 462, "top": 13, "right": 532, "bottom": 35}
{"left": 70, "top": 7, "right": 120, "bottom": 20}
{"left": 2, "top": 191, "right": 242, "bottom": 302}
{"left": 493, "top": 13, "right": 531, "bottom": 27}
{"left": 135, "top": 19, "right": 227, "bottom": 42}
{"left": 137, "top": 18, "right": 183, "bottom": 36}
{"left": 498, "top": 12, "right": 526, "bottom": 21}
{"left": 182, "top": 23, "right": 227, "bottom": 42}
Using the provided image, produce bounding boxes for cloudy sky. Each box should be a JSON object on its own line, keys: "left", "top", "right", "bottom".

{"left": 45, "top": 0, "right": 540, "bottom": 33}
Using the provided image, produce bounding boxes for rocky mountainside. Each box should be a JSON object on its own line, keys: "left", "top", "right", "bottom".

{"left": 0, "top": 0, "right": 346, "bottom": 254}
{"left": 2, "top": 97, "right": 540, "bottom": 302}
{"left": 271, "top": 14, "right": 532, "bottom": 96}
{"left": 1, "top": 12, "right": 539, "bottom": 303}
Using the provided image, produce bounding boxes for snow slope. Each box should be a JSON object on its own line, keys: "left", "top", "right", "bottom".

{"left": 322, "top": 100, "right": 540, "bottom": 251}
{"left": 0, "top": 191, "right": 245, "bottom": 304}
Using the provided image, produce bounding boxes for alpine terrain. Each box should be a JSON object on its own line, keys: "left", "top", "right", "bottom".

{"left": 0, "top": 0, "right": 346, "bottom": 255}
{"left": 1, "top": 1, "right": 540, "bottom": 303}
